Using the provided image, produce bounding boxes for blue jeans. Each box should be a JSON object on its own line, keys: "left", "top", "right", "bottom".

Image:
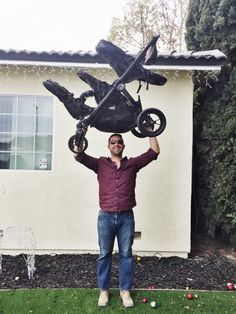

{"left": 97, "top": 209, "right": 135, "bottom": 291}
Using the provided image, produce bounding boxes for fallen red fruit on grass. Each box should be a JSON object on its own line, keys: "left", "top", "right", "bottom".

{"left": 142, "top": 298, "right": 148, "bottom": 303}
{"left": 226, "top": 283, "right": 235, "bottom": 291}
{"left": 186, "top": 293, "right": 194, "bottom": 300}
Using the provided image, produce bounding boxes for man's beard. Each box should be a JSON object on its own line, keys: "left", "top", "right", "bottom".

{"left": 111, "top": 148, "right": 123, "bottom": 157}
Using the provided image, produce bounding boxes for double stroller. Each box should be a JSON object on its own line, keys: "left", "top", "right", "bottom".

{"left": 43, "top": 35, "right": 167, "bottom": 153}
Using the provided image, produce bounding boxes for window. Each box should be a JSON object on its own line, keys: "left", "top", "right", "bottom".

{"left": 0, "top": 95, "right": 53, "bottom": 170}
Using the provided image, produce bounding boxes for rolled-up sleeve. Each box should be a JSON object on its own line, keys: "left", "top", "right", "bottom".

{"left": 75, "top": 152, "right": 99, "bottom": 173}
{"left": 131, "top": 148, "right": 159, "bottom": 171}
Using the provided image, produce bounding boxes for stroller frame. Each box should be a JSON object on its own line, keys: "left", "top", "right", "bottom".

{"left": 69, "top": 35, "right": 166, "bottom": 153}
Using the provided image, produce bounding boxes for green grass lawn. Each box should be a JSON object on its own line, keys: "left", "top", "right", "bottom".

{"left": 0, "top": 288, "right": 236, "bottom": 314}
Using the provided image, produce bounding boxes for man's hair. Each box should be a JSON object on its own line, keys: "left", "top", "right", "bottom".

{"left": 108, "top": 133, "right": 124, "bottom": 144}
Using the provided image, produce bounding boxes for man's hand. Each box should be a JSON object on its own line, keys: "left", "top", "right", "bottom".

{"left": 73, "top": 127, "right": 88, "bottom": 157}
{"left": 145, "top": 125, "right": 153, "bottom": 133}
{"left": 142, "top": 124, "right": 160, "bottom": 154}
{"left": 73, "top": 145, "right": 79, "bottom": 158}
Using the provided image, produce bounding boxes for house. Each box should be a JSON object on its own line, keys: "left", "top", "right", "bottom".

{"left": 0, "top": 47, "right": 226, "bottom": 257}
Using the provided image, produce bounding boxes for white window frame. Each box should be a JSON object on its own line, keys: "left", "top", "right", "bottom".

{"left": 0, "top": 94, "right": 54, "bottom": 172}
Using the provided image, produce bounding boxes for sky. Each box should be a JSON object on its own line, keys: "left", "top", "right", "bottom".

{"left": 0, "top": 0, "right": 129, "bottom": 52}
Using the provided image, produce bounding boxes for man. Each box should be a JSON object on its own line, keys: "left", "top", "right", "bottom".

{"left": 73, "top": 132, "right": 160, "bottom": 307}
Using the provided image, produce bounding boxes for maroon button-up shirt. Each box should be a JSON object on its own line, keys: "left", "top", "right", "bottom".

{"left": 75, "top": 148, "right": 158, "bottom": 212}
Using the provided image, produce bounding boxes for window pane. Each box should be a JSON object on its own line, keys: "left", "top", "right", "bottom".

{"left": 36, "top": 97, "right": 53, "bottom": 115}
{"left": 0, "top": 115, "right": 16, "bottom": 132}
{"left": 17, "top": 115, "right": 34, "bottom": 133}
{"left": 17, "top": 135, "right": 34, "bottom": 152}
{"left": 18, "top": 96, "right": 35, "bottom": 114}
{"left": 0, "top": 96, "right": 17, "bottom": 114}
{"left": 0, "top": 152, "right": 15, "bottom": 169}
{"left": 16, "top": 153, "right": 34, "bottom": 170}
{"left": 0, "top": 134, "right": 16, "bottom": 151}
{"left": 0, "top": 152, "right": 10, "bottom": 168}
{"left": 35, "top": 135, "right": 52, "bottom": 152}
{"left": 36, "top": 116, "right": 53, "bottom": 133}
{"left": 34, "top": 153, "right": 52, "bottom": 170}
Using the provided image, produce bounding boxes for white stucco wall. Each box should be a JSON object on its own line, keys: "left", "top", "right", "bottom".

{"left": 0, "top": 65, "right": 193, "bottom": 257}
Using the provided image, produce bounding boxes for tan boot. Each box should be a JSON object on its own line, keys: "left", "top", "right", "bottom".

{"left": 120, "top": 290, "right": 134, "bottom": 307}
{"left": 98, "top": 290, "right": 109, "bottom": 307}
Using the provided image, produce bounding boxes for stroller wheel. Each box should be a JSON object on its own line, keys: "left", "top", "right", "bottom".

{"left": 68, "top": 135, "right": 88, "bottom": 153}
{"left": 137, "top": 108, "right": 166, "bottom": 137}
{"left": 131, "top": 127, "right": 147, "bottom": 138}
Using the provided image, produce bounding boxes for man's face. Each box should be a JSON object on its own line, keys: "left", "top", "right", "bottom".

{"left": 108, "top": 136, "right": 125, "bottom": 157}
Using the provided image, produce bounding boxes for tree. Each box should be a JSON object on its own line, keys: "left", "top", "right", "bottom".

{"left": 108, "top": 0, "right": 189, "bottom": 51}
{"left": 186, "top": 0, "right": 236, "bottom": 243}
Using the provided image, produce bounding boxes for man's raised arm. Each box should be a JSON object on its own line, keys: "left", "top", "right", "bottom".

{"left": 149, "top": 136, "right": 160, "bottom": 154}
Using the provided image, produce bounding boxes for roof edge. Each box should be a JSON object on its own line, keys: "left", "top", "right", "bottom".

{"left": 0, "top": 59, "right": 223, "bottom": 71}
{"left": 0, "top": 48, "right": 226, "bottom": 69}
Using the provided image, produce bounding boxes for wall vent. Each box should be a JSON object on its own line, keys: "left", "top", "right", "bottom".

{"left": 134, "top": 231, "right": 141, "bottom": 240}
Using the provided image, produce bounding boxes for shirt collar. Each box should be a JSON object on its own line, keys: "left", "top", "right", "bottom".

{"left": 107, "top": 156, "right": 128, "bottom": 163}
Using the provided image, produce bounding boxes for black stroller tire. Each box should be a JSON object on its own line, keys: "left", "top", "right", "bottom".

{"left": 137, "top": 108, "right": 166, "bottom": 137}
{"left": 68, "top": 135, "right": 88, "bottom": 153}
{"left": 131, "top": 127, "right": 147, "bottom": 138}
